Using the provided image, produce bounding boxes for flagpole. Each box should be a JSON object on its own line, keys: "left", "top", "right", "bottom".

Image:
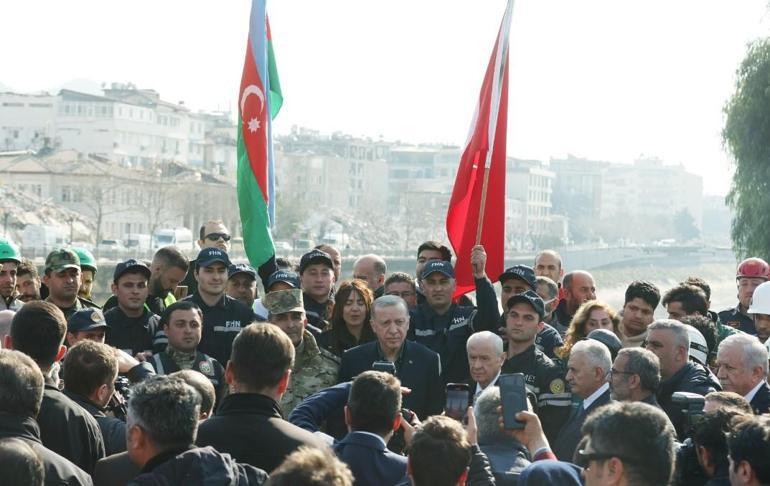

{"left": 475, "top": 0, "right": 513, "bottom": 245}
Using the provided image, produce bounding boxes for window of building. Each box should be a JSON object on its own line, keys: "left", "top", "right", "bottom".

{"left": 61, "top": 186, "right": 72, "bottom": 202}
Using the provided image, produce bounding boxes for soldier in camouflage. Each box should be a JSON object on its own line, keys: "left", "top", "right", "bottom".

{"left": 264, "top": 289, "right": 339, "bottom": 414}
{"left": 43, "top": 248, "right": 100, "bottom": 320}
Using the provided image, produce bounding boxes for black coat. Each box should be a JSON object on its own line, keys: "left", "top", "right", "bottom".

{"left": 333, "top": 431, "right": 407, "bottom": 486}
{"left": 553, "top": 385, "right": 612, "bottom": 461}
{"left": 657, "top": 361, "right": 720, "bottom": 439}
{"left": 93, "top": 452, "right": 139, "bottom": 486}
{"left": 0, "top": 414, "right": 92, "bottom": 486}
{"left": 338, "top": 340, "right": 444, "bottom": 419}
{"left": 128, "top": 446, "right": 268, "bottom": 486}
{"left": 38, "top": 383, "right": 105, "bottom": 474}
{"left": 196, "top": 393, "right": 329, "bottom": 473}
{"left": 64, "top": 390, "right": 127, "bottom": 456}
{"left": 479, "top": 437, "right": 531, "bottom": 486}
{"left": 750, "top": 382, "right": 770, "bottom": 415}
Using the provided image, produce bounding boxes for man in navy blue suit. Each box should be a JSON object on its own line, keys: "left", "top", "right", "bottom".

{"left": 338, "top": 295, "right": 444, "bottom": 420}
{"left": 334, "top": 371, "right": 408, "bottom": 486}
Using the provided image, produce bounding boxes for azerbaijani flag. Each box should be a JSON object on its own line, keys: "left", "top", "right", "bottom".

{"left": 237, "top": 0, "right": 282, "bottom": 273}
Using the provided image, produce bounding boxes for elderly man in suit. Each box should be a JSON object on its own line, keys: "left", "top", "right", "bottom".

{"left": 467, "top": 331, "right": 505, "bottom": 400}
{"left": 338, "top": 295, "right": 443, "bottom": 420}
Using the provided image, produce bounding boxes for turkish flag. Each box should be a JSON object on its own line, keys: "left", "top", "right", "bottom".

{"left": 446, "top": 2, "right": 512, "bottom": 297}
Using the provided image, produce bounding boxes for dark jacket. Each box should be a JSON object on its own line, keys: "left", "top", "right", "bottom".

{"left": 501, "top": 345, "right": 572, "bottom": 443}
{"left": 334, "top": 431, "right": 407, "bottom": 486}
{"left": 395, "top": 444, "right": 496, "bottom": 486}
{"left": 407, "top": 276, "right": 499, "bottom": 384}
{"left": 38, "top": 383, "right": 105, "bottom": 474}
{"left": 182, "top": 293, "right": 256, "bottom": 365}
{"left": 149, "top": 350, "right": 227, "bottom": 407}
{"left": 63, "top": 390, "right": 127, "bottom": 456}
{"left": 128, "top": 446, "right": 268, "bottom": 486}
{"left": 0, "top": 413, "right": 93, "bottom": 486}
{"left": 750, "top": 381, "right": 770, "bottom": 415}
{"left": 479, "top": 437, "right": 531, "bottom": 486}
{"left": 338, "top": 340, "right": 444, "bottom": 419}
{"left": 196, "top": 393, "right": 328, "bottom": 473}
{"left": 93, "top": 452, "right": 139, "bottom": 486}
{"left": 553, "top": 385, "right": 612, "bottom": 461}
{"left": 657, "top": 361, "right": 720, "bottom": 439}
{"left": 104, "top": 306, "right": 160, "bottom": 357}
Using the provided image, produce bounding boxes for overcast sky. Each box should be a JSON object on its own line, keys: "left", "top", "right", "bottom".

{"left": 3, "top": 1, "right": 768, "bottom": 195}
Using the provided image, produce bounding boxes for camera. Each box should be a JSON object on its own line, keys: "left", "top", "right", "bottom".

{"left": 106, "top": 376, "right": 131, "bottom": 421}
{"left": 372, "top": 361, "right": 396, "bottom": 375}
{"left": 671, "top": 392, "right": 708, "bottom": 486}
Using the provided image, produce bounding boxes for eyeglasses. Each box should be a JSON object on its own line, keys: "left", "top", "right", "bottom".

{"left": 577, "top": 449, "right": 637, "bottom": 465}
{"left": 609, "top": 368, "right": 635, "bottom": 377}
{"left": 205, "top": 233, "right": 231, "bottom": 242}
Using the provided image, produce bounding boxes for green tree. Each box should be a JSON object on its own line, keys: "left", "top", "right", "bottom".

{"left": 724, "top": 38, "right": 770, "bottom": 259}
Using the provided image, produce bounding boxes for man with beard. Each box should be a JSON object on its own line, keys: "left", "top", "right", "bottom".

{"left": 15, "top": 258, "right": 41, "bottom": 303}
{"left": 43, "top": 249, "right": 99, "bottom": 320}
{"left": 552, "top": 271, "right": 596, "bottom": 336}
{"left": 618, "top": 280, "right": 661, "bottom": 348}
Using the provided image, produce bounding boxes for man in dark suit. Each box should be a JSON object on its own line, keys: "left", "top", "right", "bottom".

{"left": 338, "top": 295, "right": 443, "bottom": 419}
{"left": 553, "top": 339, "right": 612, "bottom": 461}
{"left": 716, "top": 333, "right": 770, "bottom": 414}
{"left": 466, "top": 331, "right": 505, "bottom": 401}
{"left": 196, "top": 323, "right": 328, "bottom": 472}
{"left": 334, "top": 371, "right": 409, "bottom": 486}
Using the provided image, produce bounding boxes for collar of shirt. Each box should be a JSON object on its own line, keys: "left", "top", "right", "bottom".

{"left": 376, "top": 340, "right": 407, "bottom": 368}
{"left": 583, "top": 382, "right": 610, "bottom": 410}
{"left": 745, "top": 381, "right": 765, "bottom": 403}
{"left": 191, "top": 292, "right": 227, "bottom": 309}
{"left": 351, "top": 430, "right": 387, "bottom": 449}
{"left": 475, "top": 369, "right": 502, "bottom": 398}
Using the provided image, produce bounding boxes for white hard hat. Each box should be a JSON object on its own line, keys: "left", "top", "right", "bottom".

{"left": 684, "top": 324, "right": 709, "bottom": 366}
{"left": 748, "top": 281, "right": 770, "bottom": 316}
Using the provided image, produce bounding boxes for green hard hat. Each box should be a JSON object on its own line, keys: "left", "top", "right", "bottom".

{"left": 72, "top": 247, "right": 97, "bottom": 273}
{"left": 0, "top": 238, "right": 21, "bottom": 264}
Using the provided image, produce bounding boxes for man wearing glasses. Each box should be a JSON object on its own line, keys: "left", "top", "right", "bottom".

{"left": 181, "top": 220, "right": 232, "bottom": 296}
{"left": 580, "top": 401, "right": 676, "bottom": 486}
{"left": 383, "top": 272, "right": 418, "bottom": 310}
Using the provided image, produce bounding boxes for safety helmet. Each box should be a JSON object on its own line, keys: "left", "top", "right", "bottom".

{"left": 749, "top": 281, "right": 770, "bottom": 316}
{"left": 683, "top": 324, "right": 709, "bottom": 366}
{"left": 0, "top": 238, "right": 21, "bottom": 264}
{"left": 72, "top": 247, "right": 97, "bottom": 273}
{"left": 737, "top": 257, "right": 770, "bottom": 280}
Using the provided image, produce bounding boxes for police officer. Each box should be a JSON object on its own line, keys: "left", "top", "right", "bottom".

{"left": 43, "top": 248, "right": 99, "bottom": 319}
{"left": 264, "top": 289, "right": 339, "bottom": 414}
{"left": 501, "top": 290, "right": 571, "bottom": 443}
{"left": 149, "top": 300, "right": 226, "bottom": 406}
{"left": 72, "top": 247, "right": 97, "bottom": 302}
{"left": 182, "top": 248, "right": 255, "bottom": 365}
{"left": 66, "top": 308, "right": 108, "bottom": 347}
{"left": 496, "top": 264, "right": 563, "bottom": 359}
{"left": 407, "top": 245, "right": 500, "bottom": 384}
{"left": 104, "top": 259, "right": 160, "bottom": 358}
{"left": 226, "top": 263, "right": 259, "bottom": 311}
{"left": 0, "top": 238, "right": 23, "bottom": 311}
{"left": 299, "top": 249, "right": 336, "bottom": 330}
{"left": 719, "top": 257, "right": 770, "bottom": 334}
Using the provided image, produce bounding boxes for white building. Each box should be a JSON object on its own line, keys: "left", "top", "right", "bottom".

{"left": 0, "top": 92, "right": 57, "bottom": 151}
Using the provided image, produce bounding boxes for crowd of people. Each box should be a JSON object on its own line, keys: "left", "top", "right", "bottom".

{"left": 1, "top": 219, "right": 770, "bottom": 485}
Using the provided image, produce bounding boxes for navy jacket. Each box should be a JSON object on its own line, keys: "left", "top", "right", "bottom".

{"left": 553, "top": 386, "right": 612, "bottom": 461}
{"left": 334, "top": 431, "right": 407, "bottom": 486}
{"left": 338, "top": 340, "right": 444, "bottom": 419}
{"left": 750, "top": 382, "right": 770, "bottom": 415}
{"left": 479, "top": 437, "right": 531, "bottom": 486}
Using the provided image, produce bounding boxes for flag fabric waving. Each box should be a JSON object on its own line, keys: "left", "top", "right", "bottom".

{"left": 446, "top": 0, "right": 514, "bottom": 297}
{"left": 237, "top": 0, "right": 282, "bottom": 271}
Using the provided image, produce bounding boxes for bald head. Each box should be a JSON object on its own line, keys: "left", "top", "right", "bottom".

{"left": 563, "top": 271, "right": 597, "bottom": 315}
{"left": 353, "top": 254, "right": 387, "bottom": 292}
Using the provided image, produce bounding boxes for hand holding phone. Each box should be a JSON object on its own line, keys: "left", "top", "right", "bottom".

{"left": 499, "top": 373, "right": 527, "bottom": 429}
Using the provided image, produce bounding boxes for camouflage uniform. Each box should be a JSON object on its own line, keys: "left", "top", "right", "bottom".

{"left": 280, "top": 329, "right": 340, "bottom": 414}
{"left": 263, "top": 289, "right": 340, "bottom": 414}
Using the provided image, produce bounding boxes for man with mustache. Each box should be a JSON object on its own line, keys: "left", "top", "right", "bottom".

{"left": 0, "top": 238, "right": 23, "bottom": 311}
{"left": 43, "top": 248, "right": 99, "bottom": 320}
{"left": 552, "top": 270, "right": 596, "bottom": 336}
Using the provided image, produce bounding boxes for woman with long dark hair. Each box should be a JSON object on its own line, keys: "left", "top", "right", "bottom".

{"left": 317, "top": 279, "right": 376, "bottom": 357}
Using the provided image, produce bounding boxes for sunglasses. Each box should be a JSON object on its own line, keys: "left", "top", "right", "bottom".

{"left": 205, "top": 233, "right": 231, "bottom": 242}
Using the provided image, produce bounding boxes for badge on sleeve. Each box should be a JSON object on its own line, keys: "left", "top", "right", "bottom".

{"left": 549, "top": 378, "right": 565, "bottom": 394}
{"left": 199, "top": 360, "right": 213, "bottom": 375}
